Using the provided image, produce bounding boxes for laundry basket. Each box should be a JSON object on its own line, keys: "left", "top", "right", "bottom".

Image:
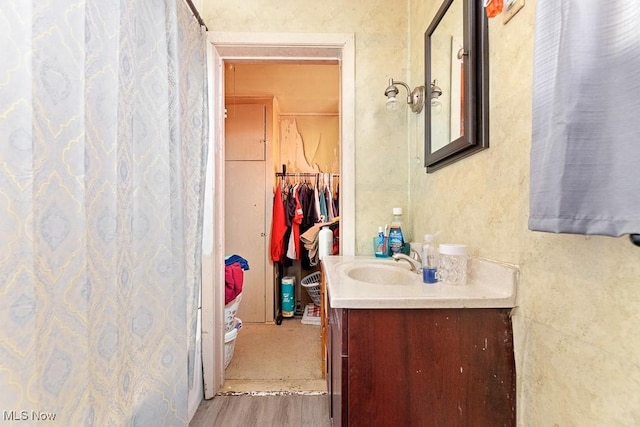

{"left": 224, "top": 317, "right": 242, "bottom": 369}
{"left": 224, "top": 293, "right": 242, "bottom": 333}
{"left": 301, "top": 271, "right": 321, "bottom": 306}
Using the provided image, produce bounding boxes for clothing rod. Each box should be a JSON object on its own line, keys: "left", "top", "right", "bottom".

{"left": 276, "top": 173, "right": 339, "bottom": 177}
{"left": 184, "top": 0, "right": 208, "bottom": 30}
{"left": 279, "top": 113, "right": 339, "bottom": 117}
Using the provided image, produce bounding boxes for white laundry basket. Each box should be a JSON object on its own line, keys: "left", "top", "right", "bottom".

{"left": 301, "top": 271, "right": 321, "bottom": 306}
{"left": 224, "top": 317, "right": 242, "bottom": 369}
{"left": 224, "top": 293, "right": 242, "bottom": 333}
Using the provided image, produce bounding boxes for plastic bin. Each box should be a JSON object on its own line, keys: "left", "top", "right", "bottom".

{"left": 224, "top": 317, "right": 242, "bottom": 369}
{"left": 301, "top": 271, "right": 321, "bottom": 306}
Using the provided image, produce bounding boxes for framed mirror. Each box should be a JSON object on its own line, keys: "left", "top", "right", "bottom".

{"left": 424, "top": 0, "right": 489, "bottom": 173}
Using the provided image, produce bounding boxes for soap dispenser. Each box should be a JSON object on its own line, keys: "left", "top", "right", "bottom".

{"left": 421, "top": 233, "right": 438, "bottom": 283}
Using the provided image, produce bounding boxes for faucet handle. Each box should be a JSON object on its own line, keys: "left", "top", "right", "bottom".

{"left": 410, "top": 248, "right": 422, "bottom": 263}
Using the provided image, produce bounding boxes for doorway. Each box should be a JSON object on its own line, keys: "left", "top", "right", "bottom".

{"left": 224, "top": 62, "right": 340, "bottom": 325}
{"left": 202, "top": 32, "right": 355, "bottom": 398}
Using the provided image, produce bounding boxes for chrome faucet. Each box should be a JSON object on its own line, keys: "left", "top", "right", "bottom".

{"left": 392, "top": 253, "right": 422, "bottom": 273}
{"left": 410, "top": 248, "right": 422, "bottom": 263}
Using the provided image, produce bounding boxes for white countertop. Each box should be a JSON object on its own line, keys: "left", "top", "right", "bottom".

{"left": 322, "top": 255, "right": 519, "bottom": 309}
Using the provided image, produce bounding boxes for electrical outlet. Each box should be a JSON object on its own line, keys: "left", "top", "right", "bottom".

{"left": 503, "top": 0, "right": 524, "bottom": 24}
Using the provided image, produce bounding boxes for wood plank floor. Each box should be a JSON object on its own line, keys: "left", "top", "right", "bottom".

{"left": 189, "top": 394, "right": 331, "bottom": 427}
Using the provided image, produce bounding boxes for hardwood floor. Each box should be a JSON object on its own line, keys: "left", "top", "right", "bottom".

{"left": 189, "top": 394, "right": 331, "bottom": 427}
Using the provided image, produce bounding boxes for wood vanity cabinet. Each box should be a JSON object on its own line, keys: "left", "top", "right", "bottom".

{"left": 326, "top": 301, "right": 516, "bottom": 426}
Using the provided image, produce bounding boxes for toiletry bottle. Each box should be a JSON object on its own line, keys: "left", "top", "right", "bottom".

{"left": 318, "top": 226, "right": 333, "bottom": 260}
{"left": 421, "top": 234, "right": 438, "bottom": 283}
{"left": 388, "top": 208, "right": 408, "bottom": 256}
{"left": 374, "top": 226, "right": 387, "bottom": 257}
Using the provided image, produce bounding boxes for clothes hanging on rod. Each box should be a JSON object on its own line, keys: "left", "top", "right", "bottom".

{"left": 270, "top": 185, "right": 288, "bottom": 262}
{"left": 271, "top": 172, "right": 340, "bottom": 267}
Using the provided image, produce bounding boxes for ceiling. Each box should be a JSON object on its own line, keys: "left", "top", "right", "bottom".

{"left": 224, "top": 62, "right": 340, "bottom": 114}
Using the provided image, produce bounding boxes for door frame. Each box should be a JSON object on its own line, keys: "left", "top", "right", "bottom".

{"left": 202, "top": 32, "right": 355, "bottom": 398}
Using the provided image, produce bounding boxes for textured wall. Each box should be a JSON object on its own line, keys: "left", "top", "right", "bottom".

{"left": 409, "top": 0, "right": 640, "bottom": 425}
{"left": 290, "top": 116, "right": 340, "bottom": 173}
{"left": 202, "top": 0, "right": 412, "bottom": 254}
{"left": 279, "top": 117, "right": 339, "bottom": 173}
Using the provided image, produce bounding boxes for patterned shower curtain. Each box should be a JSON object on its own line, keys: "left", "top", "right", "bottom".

{"left": 0, "top": 1, "right": 208, "bottom": 425}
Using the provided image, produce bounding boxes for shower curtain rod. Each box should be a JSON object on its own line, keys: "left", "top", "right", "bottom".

{"left": 184, "top": 0, "right": 208, "bottom": 30}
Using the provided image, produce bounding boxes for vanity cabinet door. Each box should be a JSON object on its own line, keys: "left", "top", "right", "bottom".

{"left": 337, "top": 308, "right": 515, "bottom": 426}
{"left": 327, "top": 305, "right": 516, "bottom": 426}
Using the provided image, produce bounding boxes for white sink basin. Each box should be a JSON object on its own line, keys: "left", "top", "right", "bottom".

{"left": 323, "top": 255, "right": 519, "bottom": 309}
{"left": 344, "top": 263, "right": 418, "bottom": 285}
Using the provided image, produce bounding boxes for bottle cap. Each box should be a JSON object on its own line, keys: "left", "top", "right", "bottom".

{"left": 439, "top": 244, "right": 467, "bottom": 256}
{"left": 423, "top": 233, "right": 433, "bottom": 242}
{"left": 392, "top": 207, "right": 402, "bottom": 215}
{"left": 378, "top": 226, "right": 383, "bottom": 233}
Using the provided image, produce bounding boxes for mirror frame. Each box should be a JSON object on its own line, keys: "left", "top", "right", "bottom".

{"left": 424, "top": 0, "right": 489, "bottom": 173}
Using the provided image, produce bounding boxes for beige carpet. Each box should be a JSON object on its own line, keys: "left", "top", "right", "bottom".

{"left": 220, "top": 318, "right": 326, "bottom": 394}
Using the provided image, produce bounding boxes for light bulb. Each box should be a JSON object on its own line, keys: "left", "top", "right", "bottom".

{"left": 385, "top": 96, "right": 400, "bottom": 111}
{"left": 431, "top": 98, "right": 442, "bottom": 114}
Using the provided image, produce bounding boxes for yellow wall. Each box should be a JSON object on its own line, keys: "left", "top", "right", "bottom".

{"left": 203, "top": 0, "right": 412, "bottom": 254}
{"left": 204, "top": 0, "right": 640, "bottom": 424}
{"left": 409, "top": 0, "right": 640, "bottom": 425}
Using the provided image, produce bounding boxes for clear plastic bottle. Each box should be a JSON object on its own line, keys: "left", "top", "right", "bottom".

{"left": 421, "top": 234, "right": 438, "bottom": 283}
{"left": 388, "top": 208, "right": 409, "bottom": 255}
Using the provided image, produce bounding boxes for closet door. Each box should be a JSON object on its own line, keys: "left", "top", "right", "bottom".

{"left": 225, "top": 103, "right": 267, "bottom": 323}
{"left": 225, "top": 161, "right": 266, "bottom": 323}
{"left": 225, "top": 104, "right": 265, "bottom": 161}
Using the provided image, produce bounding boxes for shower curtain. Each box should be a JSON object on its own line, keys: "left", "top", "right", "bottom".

{"left": 0, "top": 1, "right": 208, "bottom": 425}
{"left": 529, "top": 1, "right": 640, "bottom": 236}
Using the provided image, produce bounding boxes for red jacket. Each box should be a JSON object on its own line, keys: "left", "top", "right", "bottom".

{"left": 270, "top": 186, "right": 287, "bottom": 261}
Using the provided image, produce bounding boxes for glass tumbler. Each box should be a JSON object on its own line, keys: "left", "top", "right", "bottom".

{"left": 373, "top": 236, "right": 388, "bottom": 258}
{"left": 436, "top": 244, "right": 468, "bottom": 285}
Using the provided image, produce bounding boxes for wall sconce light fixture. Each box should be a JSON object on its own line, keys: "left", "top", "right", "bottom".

{"left": 430, "top": 80, "right": 442, "bottom": 105}
{"left": 430, "top": 80, "right": 443, "bottom": 112}
{"left": 384, "top": 78, "right": 425, "bottom": 113}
